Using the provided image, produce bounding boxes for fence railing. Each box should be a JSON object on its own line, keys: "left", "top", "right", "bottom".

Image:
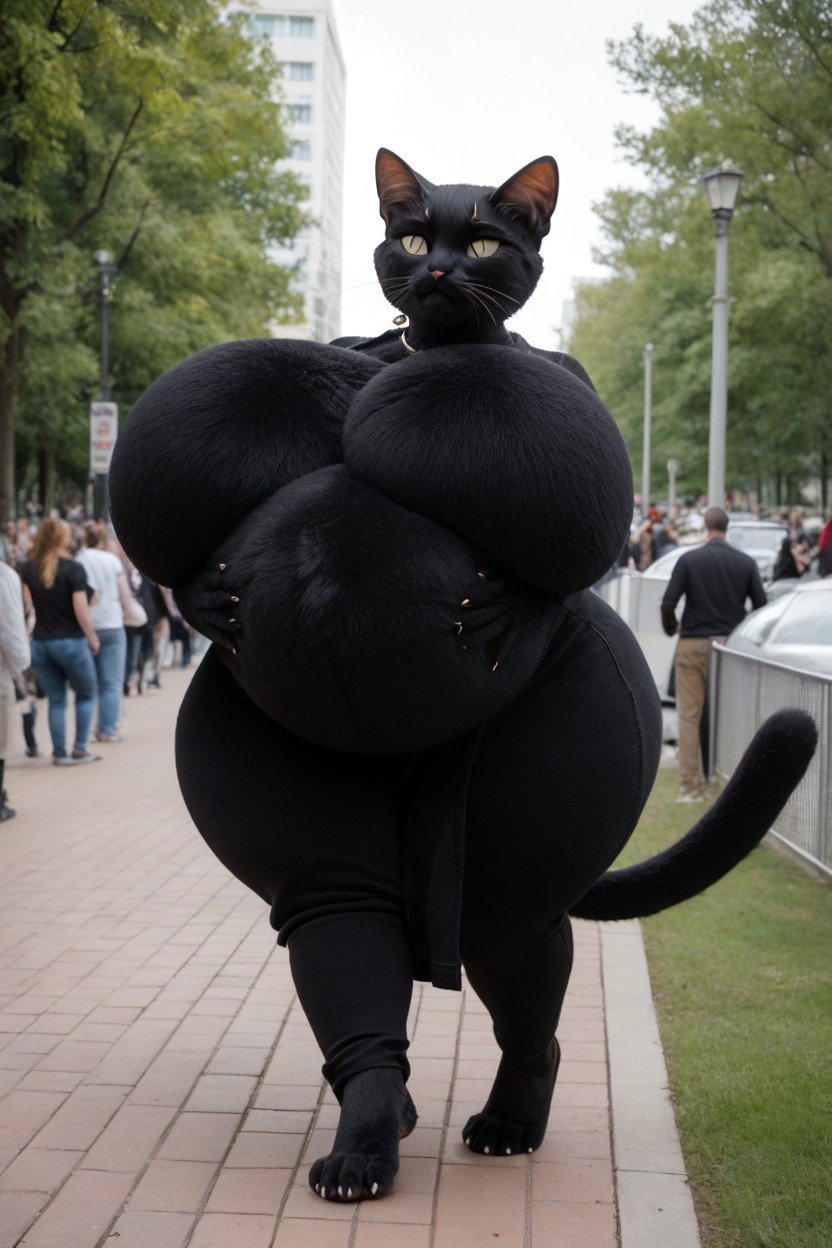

{"left": 710, "top": 644, "right": 832, "bottom": 878}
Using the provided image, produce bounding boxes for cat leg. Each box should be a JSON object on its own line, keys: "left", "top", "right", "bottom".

{"left": 457, "top": 593, "right": 662, "bottom": 1155}
{"left": 461, "top": 917, "right": 572, "bottom": 1155}
{"left": 287, "top": 912, "right": 417, "bottom": 1201}
{"left": 175, "top": 648, "right": 418, "bottom": 1201}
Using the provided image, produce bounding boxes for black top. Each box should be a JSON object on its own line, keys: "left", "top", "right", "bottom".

{"left": 661, "top": 538, "right": 767, "bottom": 638}
{"left": 18, "top": 557, "right": 91, "bottom": 641}
{"left": 331, "top": 328, "right": 597, "bottom": 392}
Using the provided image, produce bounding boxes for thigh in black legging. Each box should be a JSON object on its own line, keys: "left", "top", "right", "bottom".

{"left": 461, "top": 595, "right": 662, "bottom": 964}
{"left": 175, "top": 647, "right": 405, "bottom": 939}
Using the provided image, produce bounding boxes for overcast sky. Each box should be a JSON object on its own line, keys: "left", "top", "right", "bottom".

{"left": 334, "top": 0, "right": 704, "bottom": 348}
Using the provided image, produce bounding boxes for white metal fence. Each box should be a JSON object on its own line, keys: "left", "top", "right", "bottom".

{"left": 710, "top": 644, "right": 831, "bottom": 878}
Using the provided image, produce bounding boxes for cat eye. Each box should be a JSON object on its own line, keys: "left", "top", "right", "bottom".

{"left": 401, "top": 235, "right": 429, "bottom": 256}
{"left": 467, "top": 238, "right": 500, "bottom": 259}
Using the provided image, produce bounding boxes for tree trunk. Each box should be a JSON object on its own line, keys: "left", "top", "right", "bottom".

{"left": 0, "top": 318, "right": 23, "bottom": 522}
{"left": 37, "top": 446, "right": 51, "bottom": 517}
{"left": 821, "top": 450, "right": 829, "bottom": 514}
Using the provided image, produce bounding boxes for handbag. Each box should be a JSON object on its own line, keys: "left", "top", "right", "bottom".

{"left": 122, "top": 593, "right": 148, "bottom": 629}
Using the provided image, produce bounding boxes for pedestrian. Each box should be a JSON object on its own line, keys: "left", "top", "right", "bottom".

{"left": 0, "top": 561, "right": 31, "bottom": 819}
{"left": 661, "top": 506, "right": 767, "bottom": 802}
{"left": 637, "top": 518, "right": 654, "bottom": 571}
{"left": 17, "top": 518, "right": 101, "bottom": 766}
{"left": 772, "top": 534, "right": 812, "bottom": 582}
{"left": 77, "top": 521, "right": 132, "bottom": 743}
{"left": 818, "top": 516, "right": 832, "bottom": 579}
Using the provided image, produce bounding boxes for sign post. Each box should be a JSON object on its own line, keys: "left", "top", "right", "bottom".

{"left": 90, "top": 401, "right": 118, "bottom": 521}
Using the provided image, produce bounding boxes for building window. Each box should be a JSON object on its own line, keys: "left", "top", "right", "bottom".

{"left": 288, "top": 61, "right": 314, "bottom": 81}
{"left": 251, "top": 14, "right": 285, "bottom": 36}
{"left": 288, "top": 103, "right": 312, "bottom": 123}
{"left": 290, "top": 16, "right": 315, "bottom": 36}
{"left": 291, "top": 140, "right": 312, "bottom": 161}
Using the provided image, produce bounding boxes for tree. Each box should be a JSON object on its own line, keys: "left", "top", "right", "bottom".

{"left": 569, "top": 0, "right": 832, "bottom": 507}
{"left": 1, "top": 1, "right": 308, "bottom": 520}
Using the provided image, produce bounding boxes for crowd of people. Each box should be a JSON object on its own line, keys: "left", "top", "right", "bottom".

{"left": 625, "top": 499, "right": 832, "bottom": 578}
{"left": 0, "top": 508, "right": 199, "bottom": 822}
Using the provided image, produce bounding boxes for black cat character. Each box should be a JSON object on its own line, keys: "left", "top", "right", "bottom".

{"left": 109, "top": 149, "right": 816, "bottom": 1204}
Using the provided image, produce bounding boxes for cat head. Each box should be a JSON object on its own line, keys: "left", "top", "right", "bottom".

{"left": 373, "top": 148, "right": 559, "bottom": 328}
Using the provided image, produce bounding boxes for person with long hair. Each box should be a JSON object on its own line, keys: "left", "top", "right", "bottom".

{"left": 18, "top": 519, "right": 101, "bottom": 766}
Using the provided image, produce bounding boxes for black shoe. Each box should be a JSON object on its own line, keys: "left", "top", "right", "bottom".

{"left": 0, "top": 793, "right": 16, "bottom": 821}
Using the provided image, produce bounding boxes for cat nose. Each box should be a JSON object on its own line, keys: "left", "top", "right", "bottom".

{"left": 430, "top": 269, "right": 445, "bottom": 279}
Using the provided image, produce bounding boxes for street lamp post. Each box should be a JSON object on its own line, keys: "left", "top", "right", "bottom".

{"left": 93, "top": 248, "right": 117, "bottom": 521}
{"left": 702, "top": 161, "right": 743, "bottom": 510}
{"left": 642, "top": 343, "right": 653, "bottom": 516}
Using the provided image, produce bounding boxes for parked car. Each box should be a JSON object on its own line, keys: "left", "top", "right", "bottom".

{"left": 722, "top": 579, "right": 832, "bottom": 675}
{"left": 724, "top": 520, "right": 789, "bottom": 580}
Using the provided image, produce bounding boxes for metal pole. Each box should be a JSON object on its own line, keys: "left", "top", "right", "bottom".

{"left": 707, "top": 217, "right": 730, "bottom": 509}
{"left": 642, "top": 343, "right": 653, "bottom": 515}
{"left": 94, "top": 263, "right": 111, "bottom": 521}
{"left": 668, "top": 458, "right": 678, "bottom": 512}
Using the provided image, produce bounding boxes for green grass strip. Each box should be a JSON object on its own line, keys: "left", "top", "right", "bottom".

{"left": 615, "top": 769, "right": 832, "bottom": 1248}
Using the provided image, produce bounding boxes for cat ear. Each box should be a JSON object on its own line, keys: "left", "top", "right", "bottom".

{"left": 489, "top": 156, "right": 559, "bottom": 237}
{"left": 376, "top": 149, "right": 433, "bottom": 223}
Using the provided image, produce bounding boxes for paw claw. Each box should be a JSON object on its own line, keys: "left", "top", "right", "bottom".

{"left": 321, "top": 1186, "right": 326, "bottom": 1198}
{"left": 347, "top": 1187, "right": 353, "bottom": 1199}
{"left": 483, "top": 1145, "right": 490, "bottom": 1154}
{"left": 506, "top": 1148, "right": 512, "bottom": 1155}
{"left": 371, "top": 1182, "right": 379, "bottom": 1196}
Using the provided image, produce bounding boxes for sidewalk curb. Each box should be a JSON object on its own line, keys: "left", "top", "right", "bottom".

{"left": 600, "top": 918, "right": 702, "bottom": 1248}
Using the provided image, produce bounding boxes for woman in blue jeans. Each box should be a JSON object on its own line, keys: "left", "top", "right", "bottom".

{"left": 18, "top": 519, "right": 101, "bottom": 766}
{"left": 78, "top": 522, "right": 131, "bottom": 742}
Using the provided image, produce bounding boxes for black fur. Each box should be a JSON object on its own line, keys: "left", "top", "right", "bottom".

{"left": 373, "top": 150, "right": 557, "bottom": 341}
{"left": 109, "top": 338, "right": 382, "bottom": 586}
{"left": 176, "top": 464, "right": 555, "bottom": 753}
{"left": 343, "top": 346, "right": 633, "bottom": 596}
{"left": 109, "top": 148, "right": 821, "bottom": 1204}
{"left": 571, "top": 708, "right": 819, "bottom": 919}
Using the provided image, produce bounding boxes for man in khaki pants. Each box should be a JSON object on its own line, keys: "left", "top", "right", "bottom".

{"left": 661, "top": 507, "right": 766, "bottom": 802}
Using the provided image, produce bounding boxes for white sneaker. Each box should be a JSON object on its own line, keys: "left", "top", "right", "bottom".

{"left": 676, "top": 789, "right": 704, "bottom": 804}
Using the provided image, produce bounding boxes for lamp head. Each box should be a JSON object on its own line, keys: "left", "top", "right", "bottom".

{"left": 94, "top": 248, "right": 113, "bottom": 267}
{"left": 701, "top": 161, "right": 743, "bottom": 219}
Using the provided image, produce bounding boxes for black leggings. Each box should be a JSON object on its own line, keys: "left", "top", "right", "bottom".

{"left": 176, "top": 593, "right": 662, "bottom": 1100}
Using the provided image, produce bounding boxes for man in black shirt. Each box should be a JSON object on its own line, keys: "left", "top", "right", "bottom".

{"left": 661, "top": 507, "right": 767, "bottom": 801}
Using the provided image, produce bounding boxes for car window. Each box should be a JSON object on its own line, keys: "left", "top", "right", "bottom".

{"left": 732, "top": 597, "right": 790, "bottom": 644}
{"left": 727, "top": 525, "right": 787, "bottom": 554}
{"left": 769, "top": 593, "right": 832, "bottom": 646}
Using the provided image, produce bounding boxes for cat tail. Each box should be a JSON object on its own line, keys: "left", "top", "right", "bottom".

{"left": 569, "top": 708, "right": 818, "bottom": 921}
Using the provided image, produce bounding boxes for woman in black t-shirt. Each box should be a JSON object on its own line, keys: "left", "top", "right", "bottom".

{"left": 18, "top": 519, "right": 101, "bottom": 766}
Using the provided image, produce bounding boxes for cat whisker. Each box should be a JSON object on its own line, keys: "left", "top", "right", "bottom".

{"left": 463, "top": 287, "right": 498, "bottom": 327}
{"left": 466, "top": 281, "right": 522, "bottom": 306}
{"left": 462, "top": 283, "right": 507, "bottom": 322}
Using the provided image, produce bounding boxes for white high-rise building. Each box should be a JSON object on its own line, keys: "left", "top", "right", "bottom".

{"left": 244, "top": 2, "right": 345, "bottom": 342}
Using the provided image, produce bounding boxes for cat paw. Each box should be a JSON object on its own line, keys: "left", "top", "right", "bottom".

{"left": 462, "top": 1112, "right": 540, "bottom": 1156}
{"left": 307, "top": 1073, "right": 417, "bottom": 1202}
{"left": 462, "top": 1039, "right": 560, "bottom": 1156}
{"left": 310, "top": 1151, "right": 397, "bottom": 1202}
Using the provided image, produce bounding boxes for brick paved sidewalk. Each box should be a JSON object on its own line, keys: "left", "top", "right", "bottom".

{"left": 0, "top": 668, "right": 678, "bottom": 1248}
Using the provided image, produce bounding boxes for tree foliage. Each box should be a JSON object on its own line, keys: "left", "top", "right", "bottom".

{"left": 1, "top": 1, "right": 308, "bottom": 517}
{"left": 569, "top": 0, "right": 832, "bottom": 507}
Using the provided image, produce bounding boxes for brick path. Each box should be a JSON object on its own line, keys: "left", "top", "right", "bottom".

{"left": 1, "top": 668, "right": 620, "bottom": 1248}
